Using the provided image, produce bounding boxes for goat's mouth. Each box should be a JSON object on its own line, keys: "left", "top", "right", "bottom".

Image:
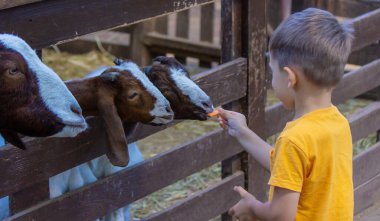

{"left": 53, "top": 121, "right": 88, "bottom": 138}
{"left": 149, "top": 115, "right": 174, "bottom": 125}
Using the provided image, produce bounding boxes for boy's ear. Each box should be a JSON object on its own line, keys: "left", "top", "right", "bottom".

{"left": 283, "top": 66, "right": 297, "bottom": 89}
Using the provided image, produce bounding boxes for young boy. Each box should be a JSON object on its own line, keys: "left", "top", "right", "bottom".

{"left": 218, "top": 8, "right": 354, "bottom": 221}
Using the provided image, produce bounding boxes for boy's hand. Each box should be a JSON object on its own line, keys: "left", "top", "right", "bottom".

{"left": 229, "top": 186, "right": 258, "bottom": 221}
{"left": 218, "top": 108, "right": 248, "bottom": 138}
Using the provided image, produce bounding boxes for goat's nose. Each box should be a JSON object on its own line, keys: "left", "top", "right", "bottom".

{"left": 70, "top": 104, "right": 82, "bottom": 116}
{"left": 201, "top": 100, "right": 214, "bottom": 113}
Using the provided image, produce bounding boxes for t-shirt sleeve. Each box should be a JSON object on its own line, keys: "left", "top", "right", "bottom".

{"left": 268, "top": 137, "right": 309, "bottom": 192}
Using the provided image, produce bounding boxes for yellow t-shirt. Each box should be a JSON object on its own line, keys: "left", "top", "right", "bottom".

{"left": 268, "top": 106, "right": 353, "bottom": 221}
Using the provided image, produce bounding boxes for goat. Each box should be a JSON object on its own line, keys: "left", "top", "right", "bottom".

{"left": 88, "top": 56, "right": 214, "bottom": 221}
{"left": 0, "top": 34, "right": 87, "bottom": 149}
{"left": 65, "top": 61, "right": 174, "bottom": 166}
{"left": 49, "top": 61, "right": 174, "bottom": 200}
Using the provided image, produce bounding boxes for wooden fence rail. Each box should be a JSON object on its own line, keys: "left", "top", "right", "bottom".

{"left": 0, "top": 0, "right": 213, "bottom": 49}
{"left": 0, "top": 57, "right": 247, "bottom": 198}
{"left": 1, "top": 1, "right": 380, "bottom": 220}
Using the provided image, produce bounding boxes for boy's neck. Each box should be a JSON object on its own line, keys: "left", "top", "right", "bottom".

{"left": 293, "top": 86, "right": 333, "bottom": 120}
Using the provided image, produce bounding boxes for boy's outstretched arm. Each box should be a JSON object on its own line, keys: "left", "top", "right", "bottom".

{"left": 218, "top": 108, "right": 272, "bottom": 170}
{"left": 229, "top": 186, "right": 300, "bottom": 221}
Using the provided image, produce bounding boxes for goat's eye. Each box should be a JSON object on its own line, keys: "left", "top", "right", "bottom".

{"left": 128, "top": 92, "right": 139, "bottom": 100}
{"left": 8, "top": 67, "right": 19, "bottom": 75}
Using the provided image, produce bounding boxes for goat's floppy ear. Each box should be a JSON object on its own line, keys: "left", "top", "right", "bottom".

{"left": 97, "top": 87, "right": 129, "bottom": 167}
{"left": 0, "top": 129, "right": 26, "bottom": 150}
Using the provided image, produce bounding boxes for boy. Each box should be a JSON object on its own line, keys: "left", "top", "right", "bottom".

{"left": 218, "top": 8, "right": 354, "bottom": 221}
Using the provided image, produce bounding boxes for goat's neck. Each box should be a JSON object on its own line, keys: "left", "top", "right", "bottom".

{"left": 65, "top": 78, "right": 99, "bottom": 116}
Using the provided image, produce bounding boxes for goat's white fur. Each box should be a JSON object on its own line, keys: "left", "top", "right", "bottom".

{"left": 169, "top": 68, "right": 213, "bottom": 112}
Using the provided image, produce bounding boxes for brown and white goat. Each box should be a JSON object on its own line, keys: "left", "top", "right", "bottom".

{"left": 119, "top": 56, "right": 214, "bottom": 119}
{"left": 65, "top": 61, "right": 174, "bottom": 166}
{"left": 0, "top": 34, "right": 87, "bottom": 149}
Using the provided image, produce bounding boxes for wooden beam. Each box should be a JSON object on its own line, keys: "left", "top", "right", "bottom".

{"left": 354, "top": 141, "right": 380, "bottom": 189}
{"left": 243, "top": 0, "right": 268, "bottom": 201}
{"left": 143, "top": 172, "right": 244, "bottom": 221}
{"left": 351, "top": 8, "right": 380, "bottom": 52}
{"left": 0, "top": 0, "right": 213, "bottom": 49}
{"left": 0, "top": 58, "right": 247, "bottom": 197}
{"left": 0, "top": 0, "right": 42, "bottom": 10}
{"left": 354, "top": 166, "right": 380, "bottom": 214}
{"left": 143, "top": 32, "right": 221, "bottom": 62}
{"left": 6, "top": 129, "right": 243, "bottom": 221}
{"left": 349, "top": 102, "right": 380, "bottom": 143}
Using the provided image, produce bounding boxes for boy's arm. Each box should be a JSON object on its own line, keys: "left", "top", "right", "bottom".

{"left": 218, "top": 108, "right": 272, "bottom": 170}
{"left": 229, "top": 186, "right": 300, "bottom": 221}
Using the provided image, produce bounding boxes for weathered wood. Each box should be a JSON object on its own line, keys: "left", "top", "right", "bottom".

{"left": 200, "top": 3, "right": 214, "bottom": 43}
{"left": 6, "top": 129, "right": 243, "bottom": 221}
{"left": 354, "top": 171, "right": 380, "bottom": 214}
{"left": 349, "top": 102, "right": 380, "bottom": 143}
{"left": 354, "top": 141, "right": 380, "bottom": 189}
{"left": 0, "top": 0, "right": 213, "bottom": 49}
{"left": 220, "top": 1, "right": 244, "bottom": 220}
{"left": 327, "top": 0, "right": 380, "bottom": 18}
{"left": 0, "top": 118, "right": 108, "bottom": 198}
{"left": 0, "top": 0, "right": 42, "bottom": 10}
{"left": 243, "top": 0, "right": 268, "bottom": 201}
{"left": 144, "top": 172, "right": 244, "bottom": 221}
{"left": 176, "top": 9, "right": 189, "bottom": 38}
{"left": 265, "top": 58, "right": 380, "bottom": 138}
{"left": 143, "top": 32, "right": 221, "bottom": 63}
{"left": 0, "top": 58, "right": 247, "bottom": 197}
{"left": 9, "top": 181, "right": 49, "bottom": 214}
{"left": 351, "top": 8, "right": 380, "bottom": 52}
{"left": 154, "top": 16, "right": 169, "bottom": 34}
{"left": 130, "top": 21, "right": 154, "bottom": 66}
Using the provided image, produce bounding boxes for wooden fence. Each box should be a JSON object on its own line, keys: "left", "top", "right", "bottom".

{"left": 0, "top": 0, "right": 379, "bottom": 220}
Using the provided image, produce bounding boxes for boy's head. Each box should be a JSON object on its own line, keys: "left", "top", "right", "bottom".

{"left": 269, "top": 8, "right": 354, "bottom": 108}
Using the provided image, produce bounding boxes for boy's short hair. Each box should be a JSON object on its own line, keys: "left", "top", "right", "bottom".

{"left": 269, "top": 8, "right": 354, "bottom": 87}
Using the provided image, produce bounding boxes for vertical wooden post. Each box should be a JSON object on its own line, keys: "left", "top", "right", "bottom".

{"left": 200, "top": 3, "right": 215, "bottom": 68}
{"left": 242, "top": 0, "right": 269, "bottom": 201}
{"left": 221, "top": 0, "right": 243, "bottom": 220}
{"left": 9, "top": 49, "right": 50, "bottom": 215}
{"left": 130, "top": 21, "right": 154, "bottom": 66}
{"left": 155, "top": 16, "right": 169, "bottom": 35}
{"left": 175, "top": 10, "right": 190, "bottom": 65}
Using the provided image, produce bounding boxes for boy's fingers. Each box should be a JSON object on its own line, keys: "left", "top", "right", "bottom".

{"left": 234, "top": 186, "right": 249, "bottom": 198}
{"left": 218, "top": 108, "right": 233, "bottom": 119}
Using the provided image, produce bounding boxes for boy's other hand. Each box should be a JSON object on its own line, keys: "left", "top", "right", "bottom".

{"left": 218, "top": 108, "right": 248, "bottom": 138}
{"left": 229, "top": 186, "right": 258, "bottom": 221}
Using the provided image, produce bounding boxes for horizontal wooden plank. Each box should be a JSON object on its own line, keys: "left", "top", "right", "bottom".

{"left": 354, "top": 171, "right": 380, "bottom": 214}
{"left": 265, "top": 58, "right": 380, "bottom": 138}
{"left": 0, "top": 58, "right": 247, "bottom": 197}
{"left": 351, "top": 8, "right": 380, "bottom": 52}
{"left": 0, "top": 0, "right": 42, "bottom": 10}
{"left": 0, "top": 0, "right": 213, "bottom": 49}
{"left": 349, "top": 102, "right": 380, "bottom": 143}
{"left": 144, "top": 32, "right": 221, "bottom": 62}
{"left": 144, "top": 172, "right": 244, "bottom": 221}
{"left": 6, "top": 129, "right": 243, "bottom": 221}
{"left": 329, "top": 0, "right": 380, "bottom": 19}
{"left": 354, "top": 141, "right": 380, "bottom": 189}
